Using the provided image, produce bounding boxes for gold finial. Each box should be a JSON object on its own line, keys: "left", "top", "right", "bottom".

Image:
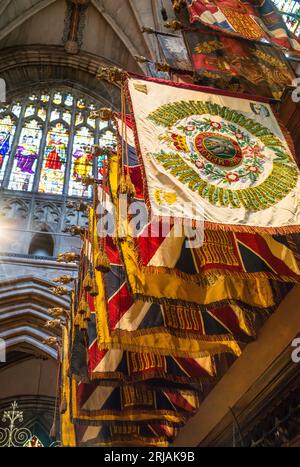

{"left": 57, "top": 252, "right": 80, "bottom": 263}
{"left": 63, "top": 225, "right": 86, "bottom": 237}
{"left": 66, "top": 201, "right": 88, "bottom": 212}
{"left": 90, "top": 107, "right": 113, "bottom": 121}
{"left": 96, "top": 66, "right": 125, "bottom": 83}
{"left": 134, "top": 55, "right": 149, "bottom": 63}
{"left": 141, "top": 26, "right": 155, "bottom": 34}
{"left": 44, "top": 320, "right": 62, "bottom": 330}
{"left": 53, "top": 275, "right": 74, "bottom": 285}
{"left": 172, "top": 0, "right": 187, "bottom": 12}
{"left": 50, "top": 286, "right": 71, "bottom": 296}
{"left": 164, "top": 20, "right": 184, "bottom": 31}
{"left": 48, "top": 307, "right": 70, "bottom": 318}
{"left": 42, "top": 337, "right": 58, "bottom": 347}
{"left": 156, "top": 63, "right": 171, "bottom": 72}
{"left": 77, "top": 175, "right": 97, "bottom": 187}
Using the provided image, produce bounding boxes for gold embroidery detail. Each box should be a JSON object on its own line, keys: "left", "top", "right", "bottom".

{"left": 110, "top": 425, "right": 140, "bottom": 436}
{"left": 194, "top": 40, "right": 224, "bottom": 55}
{"left": 128, "top": 352, "right": 166, "bottom": 374}
{"left": 163, "top": 305, "right": 203, "bottom": 332}
{"left": 218, "top": 6, "right": 265, "bottom": 40}
{"left": 196, "top": 230, "right": 240, "bottom": 268}
{"left": 155, "top": 189, "right": 177, "bottom": 206}
{"left": 122, "top": 385, "right": 155, "bottom": 407}
{"left": 133, "top": 83, "right": 148, "bottom": 94}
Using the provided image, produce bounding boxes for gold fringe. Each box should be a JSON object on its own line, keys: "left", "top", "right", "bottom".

{"left": 86, "top": 438, "right": 170, "bottom": 448}
{"left": 140, "top": 264, "right": 300, "bottom": 284}
{"left": 275, "top": 112, "right": 298, "bottom": 164}
{"left": 204, "top": 220, "right": 300, "bottom": 235}
{"left": 88, "top": 368, "right": 214, "bottom": 386}
{"left": 97, "top": 336, "right": 244, "bottom": 359}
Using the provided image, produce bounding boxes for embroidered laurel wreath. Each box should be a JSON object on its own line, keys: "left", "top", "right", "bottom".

{"left": 148, "top": 101, "right": 297, "bottom": 211}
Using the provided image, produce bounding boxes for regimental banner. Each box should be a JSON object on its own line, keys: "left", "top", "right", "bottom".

{"left": 158, "top": 35, "right": 193, "bottom": 70}
{"left": 185, "top": 31, "right": 295, "bottom": 99}
{"left": 71, "top": 377, "right": 200, "bottom": 426}
{"left": 185, "top": 0, "right": 300, "bottom": 52}
{"left": 74, "top": 422, "right": 174, "bottom": 447}
{"left": 115, "top": 116, "right": 300, "bottom": 282}
{"left": 126, "top": 76, "right": 300, "bottom": 233}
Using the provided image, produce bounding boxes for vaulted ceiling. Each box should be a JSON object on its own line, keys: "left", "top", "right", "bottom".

{"left": 0, "top": 0, "right": 175, "bottom": 102}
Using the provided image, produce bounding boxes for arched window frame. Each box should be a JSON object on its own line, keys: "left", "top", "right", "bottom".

{"left": 0, "top": 88, "right": 116, "bottom": 197}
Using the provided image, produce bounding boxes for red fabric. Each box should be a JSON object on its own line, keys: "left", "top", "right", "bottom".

{"left": 175, "top": 357, "right": 212, "bottom": 378}
{"left": 163, "top": 390, "right": 197, "bottom": 413}
{"left": 105, "top": 236, "right": 123, "bottom": 265}
{"left": 88, "top": 343, "right": 107, "bottom": 373}
{"left": 209, "top": 305, "right": 247, "bottom": 336}
{"left": 108, "top": 282, "right": 134, "bottom": 330}
{"left": 136, "top": 222, "right": 172, "bottom": 266}
{"left": 235, "top": 232, "right": 299, "bottom": 278}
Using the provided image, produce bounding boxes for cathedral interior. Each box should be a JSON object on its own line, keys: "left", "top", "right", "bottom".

{"left": 0, "top": 0, "right": 299, "bottom": 448}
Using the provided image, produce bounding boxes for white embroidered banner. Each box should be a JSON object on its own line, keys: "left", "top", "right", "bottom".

{"left": 127, "top": 77, "right": 300, "bottom": 232}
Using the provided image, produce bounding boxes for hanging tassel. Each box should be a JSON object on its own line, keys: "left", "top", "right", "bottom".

{"left": 118, "top": 173, "right": 136, "bottom": 200}
{"left": 90, "top": 276, "right": 99, "bottom": 297}
{"left": 74, "top": 313, "right": 87, "bottom": 331}
{"left": 78, "top": 296, "right": 89, "bottom": 315}
{"left": 95, "top": 251, "right": 111, "bottom": 273}
{"left": 74, "top": 313, "right": 82, "bottom": 328}
{"left": 82, "top": 271, "right": 93, "bottom": 292}
{"left": 85, "top": 306, "right": 92, "bottom": 322}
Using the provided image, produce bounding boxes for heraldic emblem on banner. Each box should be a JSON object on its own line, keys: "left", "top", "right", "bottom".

{"left": 127, "top": 77, "right": 300, "bottom": 232}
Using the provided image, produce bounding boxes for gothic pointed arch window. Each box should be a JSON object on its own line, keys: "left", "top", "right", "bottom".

{"left": 0, "top": 88, "right": 116, "bottom": 197}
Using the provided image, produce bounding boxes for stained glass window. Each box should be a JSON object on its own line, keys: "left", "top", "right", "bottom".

{"left": 98, "top": 129, "right": 116, "bottom": 180}
{"left": 39, "top": 123, "right": 69, "bottom": 194}
{"left": 273, "top": 0, "right": 300, "bottom": 35}
{"left": 69, "top": 126, "right": 94, "bottom": 197}
{"left": 0, "top": 88, "right": 116, "bottom": 197}
{"left": 8, "top": 119, "right": 42, "bottom": 192}
{"left": 12, "top": 103, "right": 22, "bottom": 117}
{"left": 0, "top": 115, "right": 17, "bottom": 182}
{"left": 24, "top": 436, "right": 44, "bottom": 448}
